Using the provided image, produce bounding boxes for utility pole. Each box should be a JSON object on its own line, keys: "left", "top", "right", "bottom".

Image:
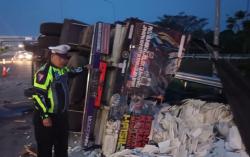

{"left": 247, "top": 0, "right": 250, "bottom": 20}
{"left": 213, "top": 0, "right": 220, "bottom": 60}
{"left": 212, "top": 0, "right": 221, "bottom": 94}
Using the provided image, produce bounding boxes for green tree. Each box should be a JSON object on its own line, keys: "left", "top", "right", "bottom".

{"left": 154, "top": 12, "right": 208, "bottom": 38}
{"left": 226, "top": 10, "right": 247, "bottom": 31}
{"left": 222, "top": 10, "right": 250, "bottom": 53}
{"left": 154, "top": 13, "right": 211, "bottom": 53}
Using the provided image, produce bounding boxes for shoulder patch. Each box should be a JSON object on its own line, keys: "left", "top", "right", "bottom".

{"left": 36, "top": 71, "right": 46, "bottom": 83}
{"left": 38, "top": 72, "right": 45, "bottom": 81}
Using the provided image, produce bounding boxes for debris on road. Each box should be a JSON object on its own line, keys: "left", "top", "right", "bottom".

{"left": 20, "top": 144, "right": 37, "bottom": 157}
{"left": 68, "top": 145, "right": 103, "bottom": 157}
{"left": 14, "top": 119, "right": 27, "bottom": 123}
{"left": 3, "top": 100, "right": 11, "bottom": 104}
{"left": 16, "top": 82, "right": 23, "bottom": 86}
{"left": 109, "top": 99, "right": 249, "bottom": 157}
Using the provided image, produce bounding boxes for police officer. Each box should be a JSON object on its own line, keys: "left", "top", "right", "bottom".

{"left": 32, "top": 44, "right": 84, "bottom": 157}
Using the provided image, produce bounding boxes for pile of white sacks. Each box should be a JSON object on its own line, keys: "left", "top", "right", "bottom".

{"left": 110, "top": 99, "right": 249, "bottom": 157}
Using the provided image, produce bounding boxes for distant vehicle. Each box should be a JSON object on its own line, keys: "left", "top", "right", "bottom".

{"left": 13, "top": 51, "right": 33, "bottom": 61}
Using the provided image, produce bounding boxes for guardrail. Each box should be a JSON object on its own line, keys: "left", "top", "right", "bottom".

{"left": 175, "top": 72, "right": 222, "bottom": 88}
{"left": 184, "top": 53, "right": 250, "bottom": 60}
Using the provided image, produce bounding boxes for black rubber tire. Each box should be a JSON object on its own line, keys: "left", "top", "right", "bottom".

{"left": 68, "top": 110, "right": 83, "bottom": 132}
{"left": 38, "top": 35, "right": 59, "bottom": 49}
{"left": 24, "top": 43, "right": 43, "bottom": 55}
{"left": 60, "top": 19, "right": 88, "bottom": 46}
{"left": 24, "top": 43, "right": 38, "bottom": 52}
{"left": 40, "top": 22, "right": 63, "bottom": 36}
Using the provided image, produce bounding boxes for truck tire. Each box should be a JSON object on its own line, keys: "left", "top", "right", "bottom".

{"left": 68, "top": 110, "right": 83, "bottom": 132}
{"left": 38, "top": 35, "right": 59, "bottom": 48}
{"left": 60, "top": 19, "right": 88, "bottom": 48}
{"left": 24, "top": 43, "right": 44, "bottom": 55}
{"left": 68, "top": 54, "right": 89, "bottom": 106}
{"left": 40, "top": 23, "right": 62, "bottom": 36}
{"left": 24, "top": 43, "right": 38, "bottom": 52}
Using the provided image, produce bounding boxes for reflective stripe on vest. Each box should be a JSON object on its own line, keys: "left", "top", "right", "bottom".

{"left": 32, "top": 95, "right": 47, "bottom": 113}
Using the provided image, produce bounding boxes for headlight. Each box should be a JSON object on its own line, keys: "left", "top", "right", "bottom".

{"left": 18, "top": 54, "right": 24, "bottom": 59}
{"left": 25, "top": 54, "right": 32, "bottom": 60}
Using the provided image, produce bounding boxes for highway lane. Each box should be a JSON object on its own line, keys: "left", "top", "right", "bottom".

{"left": 0, "top": 51, "right": 35, "bottom": 157}
{"left": 0, "top": 58, "right": 32, "bottom": 104}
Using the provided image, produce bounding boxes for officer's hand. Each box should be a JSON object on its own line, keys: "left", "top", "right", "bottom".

{"left": 42, "top": 118, "right": 52, "bottom": 127}
{"left": 84, "top": 64, "right": 93, "bottom": 70}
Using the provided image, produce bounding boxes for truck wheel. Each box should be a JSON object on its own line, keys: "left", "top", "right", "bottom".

{"left": 24, "top": 43, "right": 43, "bottom": 55}
{"left": 24, "top": 43, "right": 37, "bottom": 52}
{"left": 38, "top": 36, "right": 59, "bottom": 48}
{"left": 40, "top": 23, "right": 62, "bottom": 36}
{"left": 68, "top": 110, "right": 83, "bottom": 132}
{"left": 60, "top": 19, "right": 88, "bottom": 45}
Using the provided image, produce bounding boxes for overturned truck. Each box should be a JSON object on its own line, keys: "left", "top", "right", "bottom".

{"left": 25, "top": 18, "right": 250, "bottom": 156}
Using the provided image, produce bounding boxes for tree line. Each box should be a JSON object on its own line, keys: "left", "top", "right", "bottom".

{"left": 154, "top": 11, "right": 250, "bottom": 54}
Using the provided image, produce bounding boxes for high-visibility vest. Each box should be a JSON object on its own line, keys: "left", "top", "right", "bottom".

{"left": 32, "top": 63, "right": 70, "bottom": 119}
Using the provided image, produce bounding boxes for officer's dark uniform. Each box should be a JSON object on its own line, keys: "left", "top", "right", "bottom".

{"left": 32, "top": 62, "right": 80, "bottom": 157}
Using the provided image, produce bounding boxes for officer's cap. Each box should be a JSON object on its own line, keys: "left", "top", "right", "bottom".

{"left": 49, "top": 44, "right": 71, "bottom": 55}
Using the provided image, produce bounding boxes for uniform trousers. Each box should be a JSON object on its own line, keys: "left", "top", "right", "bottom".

{"left": 33, "top": 111, "right": 69, "bottom": 157}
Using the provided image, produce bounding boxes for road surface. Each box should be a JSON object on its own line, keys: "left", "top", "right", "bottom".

{"left": 0, "top": 51, "right": 83, "bottom": 157}
{"left": 0, "top": 51, "right": 35, "bottom": 157}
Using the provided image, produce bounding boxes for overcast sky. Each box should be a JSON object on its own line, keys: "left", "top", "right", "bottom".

{"left": 0, "top": 0, "right": 248, "bottom": 36}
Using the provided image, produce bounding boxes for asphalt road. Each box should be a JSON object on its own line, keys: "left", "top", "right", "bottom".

{"left": 0, "top": 51, "right": 35, "bottom": 157}
{"left": 0, "top": 61, "right": 32, "bottom": 104}
{"left": 0, "top": 52, "right": 83, "bottom": 157}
